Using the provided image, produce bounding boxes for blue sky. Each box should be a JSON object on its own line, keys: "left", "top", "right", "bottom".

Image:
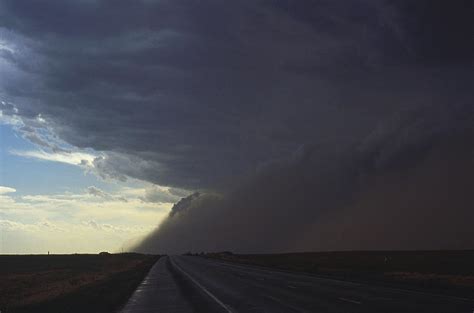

{"left": 0, "top": 121, "right": 183, "bottom": 254}
{"left": 0, "top": 124, "right": 110, "bottom": 196}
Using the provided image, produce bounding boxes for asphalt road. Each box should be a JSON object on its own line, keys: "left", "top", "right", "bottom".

{"left": 121, "top": 255, "right": 474, "bottom": 312}
{"left": 169, "top": 255, "right": 474, "bottom": 313}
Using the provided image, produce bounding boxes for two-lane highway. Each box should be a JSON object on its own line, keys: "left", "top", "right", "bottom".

{"left": 170, "top": 255, "right": 474, "bottom": 313}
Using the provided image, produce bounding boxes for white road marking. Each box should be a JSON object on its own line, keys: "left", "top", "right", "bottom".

{"left": 338, "top": 297, "right": 362, "bottom": 305}
{"left": 205, "top": 258, "right": 474, "bottom": 303}
{"left": 264, "top": 295, "right": 309, "bottom": 313}
{"left": 288, "top": 285, "right": 297, "bottom": 289}
{"left": 170, "top": 257, "right": 234, "bottom": 313}
{"left": 208, "top": 258, "right": 362, "bottom": 287}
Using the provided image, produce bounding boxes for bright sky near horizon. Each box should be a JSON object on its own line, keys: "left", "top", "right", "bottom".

{"left": 0, "top": 121, "right": 181, "bottom": 254}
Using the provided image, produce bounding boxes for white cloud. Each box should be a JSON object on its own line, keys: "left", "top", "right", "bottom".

{"left": 0, "top": 41, "right": 16, "bottom": 54}
{"left": 86, "top": 186, "right": 110, "bottom": 198}
{"left": 86, "top": 186, "right": 128, "bottom": 202}
{"left": 0, "top": 187, "right": 172, "bottom": 253}
{"left": 0, "top": 106, "right": 103, "bottom": 173}
{"left": 0, "top": 186, "right": 16, "bottom": 194}
{"left": 0, "top": 217, "right": 157, "bottom": 254}
{"left": 0, "top": 108, "right": 22, "bottom": 126}
{"left": 10, "top": 149, "right": 97, "bottom": 167}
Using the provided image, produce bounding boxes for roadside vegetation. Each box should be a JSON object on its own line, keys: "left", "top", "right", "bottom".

{"left": 0, "top": 253, "right": 159, "bottom": 313}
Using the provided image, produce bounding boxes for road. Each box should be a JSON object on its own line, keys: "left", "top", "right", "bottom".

{"left": 123, "top": 255, "right": 474, "bottom": 313}
{"left": 120, "top": 257, "right": 194, "bottom": 313}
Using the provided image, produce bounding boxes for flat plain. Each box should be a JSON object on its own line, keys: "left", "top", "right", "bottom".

{"left": 0, "top": 253, "right": 159, "bottom": 313}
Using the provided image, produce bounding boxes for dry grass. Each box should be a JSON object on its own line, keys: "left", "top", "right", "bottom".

{"left": 385, "top": 271, "right": 474, "bottom": 288}
{"left": 0, "top": 253, "right": 159, "bottom": 313}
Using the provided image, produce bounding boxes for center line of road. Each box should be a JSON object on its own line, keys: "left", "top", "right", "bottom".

{"left": 338, "top": 297, "right": 362, "bottom": 305}
{"left": 170, "top": 257, "right": 234, "bottom": 313}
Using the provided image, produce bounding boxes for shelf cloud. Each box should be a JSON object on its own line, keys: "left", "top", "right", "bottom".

{"left": 0, "top": 0, "right": 472, "bottom": 253}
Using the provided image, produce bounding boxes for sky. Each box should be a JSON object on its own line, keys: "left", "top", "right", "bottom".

{"left": 0, "top": 0, "right": 472, "bottom": 254}
{"left": 0, "top": 120, "right": 184, "bottom": 254}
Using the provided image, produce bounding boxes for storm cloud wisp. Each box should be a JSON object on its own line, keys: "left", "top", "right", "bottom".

{"left": 0, "top": 0, "right": 472, "bottom": 253}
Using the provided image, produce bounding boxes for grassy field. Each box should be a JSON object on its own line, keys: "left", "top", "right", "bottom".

{"left": 205, "top": 250, "right": 474, "bottom": 297}
{"left": 0, "top": 253, "right": 159, "bottom": 313}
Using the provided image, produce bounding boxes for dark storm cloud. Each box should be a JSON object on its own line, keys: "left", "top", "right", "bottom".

{"left": 1, "top": 0, "right": 463, "bottom": 187}
{"left": 0, "top": 0, "right": 472, "bottom": 251}
{"left": 136, "top": 104, "right": 474, "bottom": 253}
